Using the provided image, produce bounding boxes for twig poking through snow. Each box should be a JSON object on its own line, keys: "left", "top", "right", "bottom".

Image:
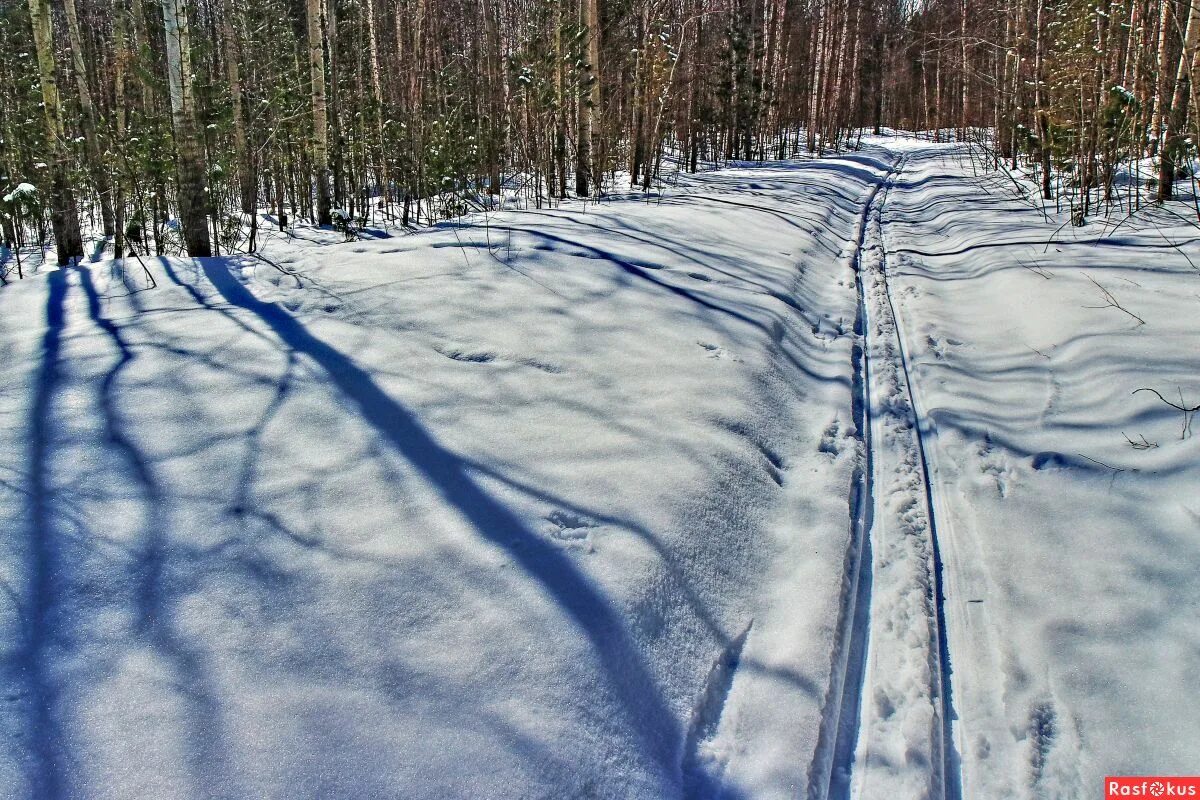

{"left": 1076, "top": 453, "right": 1130, "bottom": 488}
{"left": 1083, "top": 274, "right": 1145, "bottom": 326}
{"left": 1017, "top": 256, "right": 1052, "bottom": 279}
{"left": 1122, "top": 432, "right": 1159, "bottom": 450}
{"left": 1132, "top": 387, "right": 1199, "bottom": 439}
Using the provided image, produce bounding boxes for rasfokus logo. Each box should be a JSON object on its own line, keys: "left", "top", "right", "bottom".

{"left": 1106, "top": 777, "right": 1200, "bottom": 798}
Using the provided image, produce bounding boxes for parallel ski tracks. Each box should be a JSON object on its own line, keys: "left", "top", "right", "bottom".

{"left": 874, "top": 155, "right": 961, "bottom": 800}
{"left": 815, "top": 151, "right": 961, "bottom": 800}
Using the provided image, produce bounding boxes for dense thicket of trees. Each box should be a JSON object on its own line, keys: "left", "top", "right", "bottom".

{"left": 0, "top": 0, "right": 1195, "bottom": 265}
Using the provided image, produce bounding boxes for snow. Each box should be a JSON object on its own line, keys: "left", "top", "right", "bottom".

{"left": 0, "top": 156, "right": 884, "bottom": 797}
{"left": 865, "top": 136, "right": 1200, "bottom": 799}
{"left": 2, "top": 183, "right": 36, "bottom": 205}
{"left": 1, "top": 134, "right": 1197, "bottom": 799}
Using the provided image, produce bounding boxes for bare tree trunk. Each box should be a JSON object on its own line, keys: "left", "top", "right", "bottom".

{"left": 809, "top": 0, "right": 828, "bottom": 151}
{"left": 481, "top": 0, "right": 504, "bottom": 196}
{"left": 587, "top": 0, "right": 604, "bottom": 192}
{"left": 114, "top": 3, "right": 129, "bottom": 139}
{"left": 326, "top": 0, "right": 344, "bottom": 212}
{"left": 219, "top": 0, "right": 253, "bottom": 213}
{"left": 162, "top": 0, "right": 212, "bottom": 256}
{"left": 555, "top": 0, "right": 567, "bottom": 198}
{"left": 874, "top": 28, "right": 888, "bottom": 135}
{"left": 846, "top": 5, "right": 863, "bottom": 135}
{"left": 113, "top": 2, "right": 129, "bottom": 256}
{"left": 960, "top": 0, "right": 970, "bottom": 134}
{"left": 27, "top": 0, "right": 84, "bottom": 265}
{"left": 1151, "top": 0, "right": 1176, "bottom": 156}
{"left": 629, "top": 17, "right": 644, "bottom": 186}
{"left": 1161, "top": 0, "right": 1200, "bottom": 198}
{"left": 1033, "top": 0, "right": 1053, "bottom": 199}
{"left": 308, "top": 0, "right": 332, "bottom": 224}
{"left": 365, "top": 0, "right": 389, "bottom": 208}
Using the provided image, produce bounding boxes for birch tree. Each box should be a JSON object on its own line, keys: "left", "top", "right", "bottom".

{"left": 161, "top": 0, "right": 212, "bottom": 256}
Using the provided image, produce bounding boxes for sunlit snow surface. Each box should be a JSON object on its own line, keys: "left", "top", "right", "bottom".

{"left": 0, "top": 136, "right": 1196, "bottom": 799}
{"left": 868, "top": 138, "right": 1200, "bottom": 799}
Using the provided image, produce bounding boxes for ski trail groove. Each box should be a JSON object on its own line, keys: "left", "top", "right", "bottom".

{"left": 813, "top": 151, "right": 962, "bottom": 800}
{"left": 873, "top": 155, "right": 962, "bottom": 800}
{"left": 808, "top": 156, "right": 894, "bottom": 800}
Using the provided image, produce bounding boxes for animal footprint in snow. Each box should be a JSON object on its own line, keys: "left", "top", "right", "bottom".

{"left": 925, "top": 334, "right": 952, "bottom": 360}
{"left": 1027, "top": 700, "right": 1059, "bottom": 789}
{"left": 697, "top": 341, "right": 735, "bottom": 360}
{"left": 976, "top": 433, "right": 1014, "bottom": 497}
{"left": 819, "top": 417, "right": 843, "bottom": 456}
{"left": 439, "top": 347, "right": 497, "bottom": 364}
{"left": 435, "top": 344, "right": 563, "bottom": 373}
{"left": 925, "top": 334, "right": 965, "bottom": 360}
{"left": 811, "top": 316, "right": 844, "bottom": 342}
{"left": 545, "top": 510, "right": 598, "bottom": 550}
{"left": 757, "top": 444, "right": 786, "bottom": 486}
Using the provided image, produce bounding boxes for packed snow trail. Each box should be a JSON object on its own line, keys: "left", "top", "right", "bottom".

{"left": 858, "top": 138, "right": 1200, "bottom": 800}
{"left": 811, "top": 147, "right": 962, "bottom": 800}
{"left": 806, "top": 154, "right": 889, "bottom": 800}
{"left": 849, "top": 151, "right": 961, "bottom": 800}
{"left": 871, "top": 157, "right": 960, "bottom": 800}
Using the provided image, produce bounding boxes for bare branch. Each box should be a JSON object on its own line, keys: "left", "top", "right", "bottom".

{"left": 1083, "top": 274, "right": 1146, "bottom": 325}
{"left": 1122, "top": 432, "right": 1159, "bottom": 450}
{"left": 1132, "top": 387, "right": 1199, "bottom": 439}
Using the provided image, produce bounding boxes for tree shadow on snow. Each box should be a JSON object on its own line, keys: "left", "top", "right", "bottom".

{"left": 14, "top": 267, "right": 242, "bottom": 799}
{"left": 21, "top": 267, "right": 69, "bottom": 798}
{"left": 193, "top": 258, "right": 741, "bottom": 798}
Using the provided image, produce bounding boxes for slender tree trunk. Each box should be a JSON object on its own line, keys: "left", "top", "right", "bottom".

{"left": 308, "top": 0, "right": 332, "bottom": 224}
{"left": 27, "top": 0, "right": 84, "bottom": 265}
{"left": 161, "top": 0, "right": 212, "bottom": 256}
{"left": 482, "top": 0, "right": 504, "bottom": 195}
{"left": 960, "top": 0, "right": 970, "bottom": 134}
{"left": 809, "top": 0, "right": 829, "bottom": 150}
{"left": 327, "top": 0, "right": 345, "bottom": 211}
{"left": 1161, "top": 0, "right": 1200, "bottom": 198}
{"left": 587, "top": 0, "right": 604, "bottom": 192}
{"left": 1151, "top": 0, "right": 1176, "bottom": 155}
{"left": 365, "top": 0, "right": 388, "bottom": 207}
{"left": 554, "top": 0, "right": 567, "bottom": 198}
{"left": 113, "top": 2, "right": 129, "bottom": 255}
{"left": 1033, "top": 0, "right": 1053, "bottom": 199}
{"left": 219, "top": 0, "right": 253, "bottom": 213}
{"left": 875, "top": 31, "right": 887, "bottom": 135}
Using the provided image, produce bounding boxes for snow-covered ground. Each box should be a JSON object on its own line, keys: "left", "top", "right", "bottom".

{"left": 873, "top": 139, "right": 1200, "bottom": 799}
{"left": 0, "top": 135, "right": 1196, "bottom": 799}
{"left": 0, "top": 155, "right": 887, "bottom": 799}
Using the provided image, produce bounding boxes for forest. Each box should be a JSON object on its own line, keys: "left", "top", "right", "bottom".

{"left": 0, "top": 0, "right": 1193, "bottom": 269}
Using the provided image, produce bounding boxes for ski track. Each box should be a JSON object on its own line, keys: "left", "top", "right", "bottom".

{"left": 806, "top": 154, "right": 890, "bottom": 800}
{"left": 817, "top": 148, "right": 962, "bottom": 800}
{"left": 871, "top": 154, "right": 962, "bottom": 800}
